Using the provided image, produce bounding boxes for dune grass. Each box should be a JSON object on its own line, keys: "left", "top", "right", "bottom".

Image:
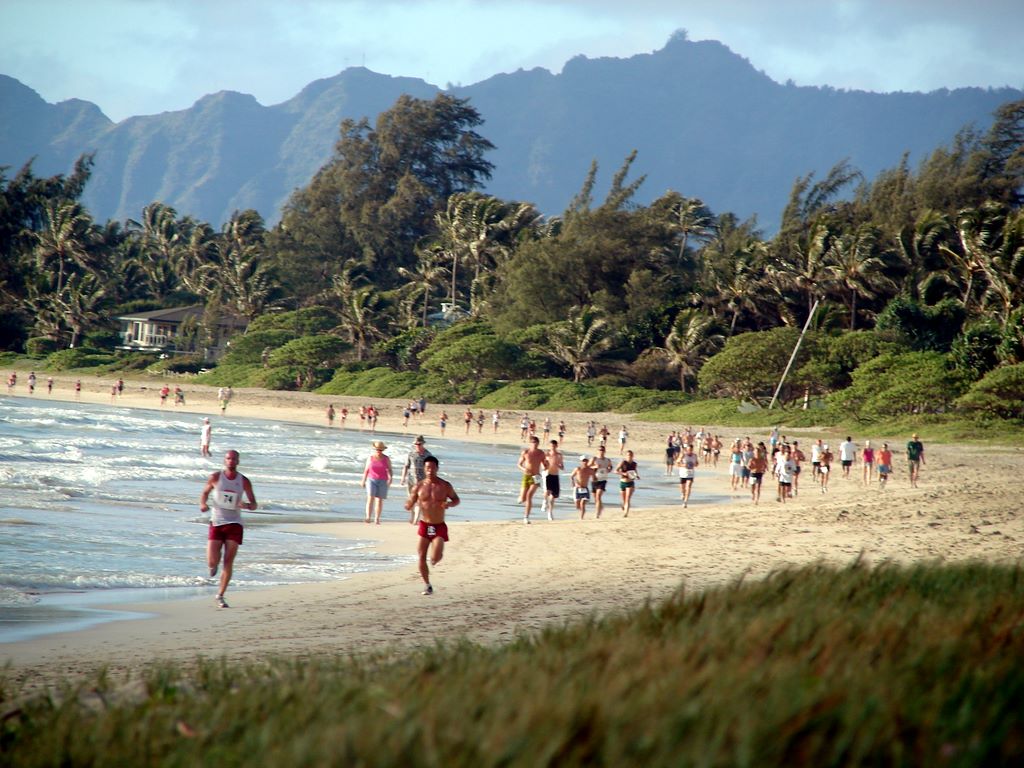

{"left": 4, "top": 561, "right": 1023, "bottom": 766}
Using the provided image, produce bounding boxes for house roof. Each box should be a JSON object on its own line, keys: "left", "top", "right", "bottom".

{"left": 117, "top": 305, "right": 247, "bottom": 328}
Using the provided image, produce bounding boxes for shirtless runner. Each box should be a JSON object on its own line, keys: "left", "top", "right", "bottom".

{"left": 404, "top": 456, "right": 459, "bottom": 595}
{"left": 517, "top": 435, "right": 548, "bottom": 524}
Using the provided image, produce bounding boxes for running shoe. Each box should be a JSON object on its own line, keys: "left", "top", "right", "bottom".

{"left": 216, "top": 595, "right": 229, "bottom": 608}
{"left": 422, "top": 585, "right": 433, "bottom": 595}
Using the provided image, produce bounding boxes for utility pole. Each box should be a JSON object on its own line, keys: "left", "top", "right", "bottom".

{"left": 769, "top": 300, "right": 819, "bottom": 410}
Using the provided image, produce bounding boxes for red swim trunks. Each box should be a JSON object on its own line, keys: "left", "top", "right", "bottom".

{"left": 417, "top": 521, "right": 449, "bottom": 542}
{"left": 209, "top": 523, "right": 244, "bottom": 544}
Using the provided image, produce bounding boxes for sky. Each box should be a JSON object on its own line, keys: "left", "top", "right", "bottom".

{"left": 2, "top": 0, "right": 1023, "bottom": 123}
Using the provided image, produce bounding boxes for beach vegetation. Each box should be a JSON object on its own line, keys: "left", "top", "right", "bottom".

{"left": 954, "top": 362, "right": 1024, "bottom": 420}
{"left": 4, "top": 561, "right": 1023, "bottom": 766}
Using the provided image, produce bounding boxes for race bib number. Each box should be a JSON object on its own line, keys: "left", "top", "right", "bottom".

{"left": 426, "top": 525, "right": 436, "bottom": 537}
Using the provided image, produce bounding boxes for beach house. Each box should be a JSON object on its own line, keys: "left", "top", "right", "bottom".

{"left": 117, "top": 305, "right": 248, "bottom": 360}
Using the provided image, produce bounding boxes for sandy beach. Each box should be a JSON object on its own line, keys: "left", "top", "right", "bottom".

{"left": 3, "top": 372, "right": 1023, "bottom": 692}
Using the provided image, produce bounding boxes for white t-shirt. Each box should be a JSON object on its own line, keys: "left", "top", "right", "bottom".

{"left": 839, "top": 441, "right": 856, "bottom": 462}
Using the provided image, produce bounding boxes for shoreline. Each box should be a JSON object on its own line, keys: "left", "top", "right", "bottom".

{"left": 3, "top": 370, "right": 1024, "bottom": 693}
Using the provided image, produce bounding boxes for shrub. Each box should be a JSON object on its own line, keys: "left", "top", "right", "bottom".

{"left": 25, "top": 337, "right": 60, "bottom": 357}
{"left": 45, "top": 347, "right": 105, "bottom": 370}
{"left": 318, "top": 367, "right": 430, "bottom": 399}
{"left": 949, "top": 321, "right": 1004, "bottom": 380}
{"left": 954, "top": 363, "right": 1024, "bottom": 420}
{"left": 875, "top": 297, "right": 965, "bottom": 352}
{"left": 246, "top": 306, "right": 341, "bottom": 335}
{"left": 220, "top": 330, "right": 297, "bottom": 365}
{"left": 698, "top": 328, "right": 817, "bottom": 406}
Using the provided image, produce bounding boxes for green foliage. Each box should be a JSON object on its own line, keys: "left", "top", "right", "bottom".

{"left": 954, "top": 363, "right": 1024, "bottom": 420}
{"left": 875, "top": 297, "right": 965, "bottom": 352}
{"left": 194, "top": 363, "right": 264, "bottom": 387}
{"left": 318, "top": 366, "right": 430, "bottom": 399}
{"left": 477, "top": 379, "right": 685, "bottom": 413}
{"left": 374, "top": 326, "right": 435, "bottom": 370}
{"left": 949, "top": 320, "right": 1004, "bottom": 380}
{"left": 997, "top": 308, "right": 1024, "bottom": 364}
{"left": 7, "top": 562, "right": 1024, "bottom": 767}
{"left": 798, "top": 330, "right": 902, "bottom": 392}
{"left": 24, "top": 337, "right": 59, "bottom": 358}
{"left": 44, "top": 346, "right": 104, "bottom": 370}
{"left": 220, "top": 330, "right": 297, "bottom": 366}
{"left": 420, "top": 326, "right": 525, "bottom": 402}
{"left": 697, "top": 328, "right": 817, "bottom": 406}
{"left": 827, "top": 351, "right": 970, "bottom": 422}
{"left": 245, "top": 306, "right": 341, "bottom": 336}
{"left": 266, "top": 335, "right": 349, "bottom": 370}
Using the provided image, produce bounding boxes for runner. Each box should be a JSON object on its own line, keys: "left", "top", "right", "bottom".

{"left": 776, "top": 445, "right": 796, "bottom": 503}
{"left": 199, "top": 449, "right": 257, "bottom": 608}
{"left": 200, "top": 417, "right": 212, "bottom": 457}
{"left": 907, "top": 433, "right": 925, "bottom": 487}
{"left": 728, "top": 439, "right": 744, "bottom": 491}
{"left": 571, "top": 455, "right": 595, "bottom": 519}
{"left": 618, "top": 425, "right": 629, "bottom": 455}
{"left": 404, "top": 456, "right": 459, "bottom": 596}
{"left": 543, "top": 439, "right": 565, "bottom": 521}
{"left": 790, "top": 440, "right": 805, "bottom": 496}
{"left": 517, "top": 435, "right": 547, "bottom": 524}
{"left": 819, "top": 444, "right": 833, "bottom": 493}
{"left": 878, "top": 442, "right": 893, "bottom": 488}
{"left": 676, "top": 443, "right": 698, "bottom": 508}
{"left": 400, "top": 436, "right": 434, "bottom": 523}
{"left": 839, "top": 436, "right": 857, "bottom": 478}
{"left": 616, "top": 450, "right": 639, "bottom": 517}
{"left": 590, "top": 445, "right": 613, "bottom": 519}
{"left": 748, "top": 443, "right": 769, "bottom": 504}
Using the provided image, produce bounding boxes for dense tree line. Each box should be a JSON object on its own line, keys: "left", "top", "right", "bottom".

{"left": 1, "top": 94, "right": 1022, "bottom": 414}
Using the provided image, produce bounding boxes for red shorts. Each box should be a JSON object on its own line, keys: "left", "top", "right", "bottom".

{"left": 209, "top": 523, "right": 244, "bottom": 544}
{"left": 417, "top": 521, "right": 449, "bottom": 542}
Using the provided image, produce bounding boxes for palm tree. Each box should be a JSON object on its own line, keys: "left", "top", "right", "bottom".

{"left": 398, "top": 244, "right": 449, "bottom": 328}
{"left": 336, "top": 286, "right": 384, "bottom": 361}
{"left": 31, "top": 200, "right": 97, "bottom": 297}
{"left": 767, "top": 218, "right": 835, "bottom": 324}
{"left": 663, "top": 309, "right": 725, "bottom": 393}
{"left": 56, "top": 272, "right": 107, "bottom": 348}
{"left": 131, "top": 202, "right": 183, "bottom": 299}
{"left": 823, "top": 224, "right": 901, "bottom": 330}
{"left": 898, "top": 209, "right": 953, "bottom": 300}
{"left": 665, "top": 193, "right": 717, "bottom": 261}
{"left": 939, "top": 203, "right": 1004, "bottom": 315}
{"left": 979, "top": 207, "right": 1024, "bottom": 324}
{"left": 701, "top": 219, "right": 769, "bottom": 334}
{"left": 544, "top": 306, "right": 615, "bottom": 383}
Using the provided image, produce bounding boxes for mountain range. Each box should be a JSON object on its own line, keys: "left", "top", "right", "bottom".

{"left": 2, "top": 34, "right": 1020, "bottom": 231}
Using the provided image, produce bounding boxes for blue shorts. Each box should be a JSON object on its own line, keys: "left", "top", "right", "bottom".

{"left": 367, "top": 478, "right": 389, "bottom": 498}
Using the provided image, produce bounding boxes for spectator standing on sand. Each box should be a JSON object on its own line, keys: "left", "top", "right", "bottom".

{"left": 907, "top": 433, "right": 925, "bottom": 487}
{"left": 200, "top": 417, "right": 212, "bottom": 457}
{"left": 400, "top": 436, "right": 433, "bottom": 523}
{"left": 439, "top": 411, "right": 448, "bottom": 437}
{"left": 27, "top": 372, "right": 36, "bottom": 394}
{"left": 199, "top": 449, "right": 258, "bottom": 609}
{"left": 340, "top": 407, "right": 348, "bottom": 428}
{"left": 839, "top": 436, "right": 857, "bottom": 478}
{"left": 543, "top": 439, "right": 565, "bottom": 521}
{"left": 477, "top": 410, "right": 485, "bottom": 433}
{"left": 517, "top": 435, "right": 548, "bottom": 525}
{"left": 326, "top": 404, "right": 336, "bottom": 427}
{"left": 464, "top": 408, "right": 474, "bottom": 434}
{"left": 361, "top": 440, "right": 393, "bottom": 525}
{"left": 405, "top": 456, "right": 459, "bottom": 596}
{"left": 571, "top": 455, "right": 595, "bottom": 519}
{"left": 492, "top": 410, "right": 501, "bottom": 433}
{"left": 46, "top": 376, "right": 53, "bottom": 395}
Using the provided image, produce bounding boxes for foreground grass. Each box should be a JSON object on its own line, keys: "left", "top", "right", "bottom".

{"left": 4, "top": 562, "right": 1024, "bottom": 766}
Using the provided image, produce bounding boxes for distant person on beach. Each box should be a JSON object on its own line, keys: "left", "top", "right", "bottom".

{"left": 405, "top": 455, "right": 459, "bottom": 596}
{"left": 200, "top": 417, "right": 212, "bottom": 457}
{"left": 492, "top": 410, "right": 500, "bottom": 432}
{"left": 571, "top": 455, "right": 595, "bottom": 519}
{"left": 676, "top": 443, "right": 698, "bottom": 508}
{"left": 117, "top": 378, "right": 124, "bottom": 397}
{"left": 464, "top": 408, "right": 473, "bottom": 434}
{"left": 616, "top": 450, "right": 639, "bottom": 517}
{"left": 218, "top": 386, "right": 233, "bottom": 414}
{"left": 543, "top": 439, "right": 565, "bottom": 520}
{"left": 819, "top": 445, "right": 833, "bottom": 493}
{"left": 74, "top": 379, "right": 81, "bottom": 399}
{"left": 439, "top": 411, "right": 448, "bottom": 436}
{"left": 160, "top": 385, "right": 170, "bottom": 406}
{"left": 590, "top": 445, "right": 614, "bottom": 518}
{"left": 326, "top": 403, "right": 336, "bottom": 427}
{"left": 618, "top": 426, "right": 628, "bottom": 455}
{"left": 839, "top": 436, "right": 857, "bottom": 478}
{"left": 878, "top": 443, "right": 893, "bottom": 487}
{"left": 46, "top": 376, "right": 53, "bottom": 394}
{"left": 361, "top": 440, "right": 393, "bottom": 524}
{"left": 400, "top": 436, "right": 433, "bottom": 523}
{"left": 517, "top": 435, "right": 547, "bottom": 524}
{"left": 200, "top": 449, "right": 258, "bottom": 609}
{"left": 861, "top": 440, "right": 875, "bottom": 484}
{"left": 907, "top": 433, "right": 925, "bottom": 487}
{"left": 110, "top": 383, "right": 118, "bottom": 403}
{"left": 174, "top": 386, "right": 185, "bottom": 405}
{"left": 477, "top": 410, "right": 485, "bottom": 433}
{"left": 340, "top": 407, "right": 348, "bottom": 428}
{"left": 748, "top": 444, "right": 769, "bottom": 504}
{"left": 586, "top": 421, "right": 596, "bottom": 446}
{"left": 27, "top": 372, "right": 36, "bottom": 394}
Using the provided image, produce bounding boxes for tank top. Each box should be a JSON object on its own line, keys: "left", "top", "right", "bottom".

{"left": 863, "top": 448, "right": 875, "bottom": 463}
{"left": 367, "top": 454, "right": 390, "bottom": 480}
{"left": 211, "top": 471, "right": 245, "bottom": 526}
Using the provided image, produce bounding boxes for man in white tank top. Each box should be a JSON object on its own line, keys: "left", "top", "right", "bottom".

{"left": 200, "top": 449, "right": 257, "bottom": 608}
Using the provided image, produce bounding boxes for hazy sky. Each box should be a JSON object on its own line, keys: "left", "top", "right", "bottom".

{"left": 2, "top": 0, "right": 1022, "bottom": 123}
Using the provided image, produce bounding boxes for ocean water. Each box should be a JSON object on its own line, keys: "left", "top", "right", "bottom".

{"left": 0, "top": 395, "right": 695, "bottom": 643}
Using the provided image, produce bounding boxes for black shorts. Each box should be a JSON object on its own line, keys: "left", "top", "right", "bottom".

{"left": 545, "top": 474, "right": 560, "bottom": 498}
{"left": 591, "top": 480, "right": 607, "bottom": 492}
{"left": 842, "top": 460, "right": 852, "bottom": 468}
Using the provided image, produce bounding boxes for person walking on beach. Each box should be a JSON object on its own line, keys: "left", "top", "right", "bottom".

{"left": 46, "top": 375, "right": 53, "bottom": 395}
{"left": 200, "top": 449, "right": 257, "bottom": 608}
{"left": 200, "top": 417, "right": 212, "bottom": 457}
{"left": 218, "top": 386, "right": 233, "bottom": 414}
{"left": 616, "top": 450, "right": 639, "bottom": 517}
{"left": 517, "top": 435, "right": 548, "bottom": 524}
{"left": 405, "top": 456, "right": 459, "bottom": 595}
{"left": 839, "top": 436, "right": 857, "bottom": 479}
{"left": 878, "top": 442, "right": 893, "bottom": 487}
{"left": 907, "top": 433, "right": 925, "bottom": 487}
{"left": 676, "top": 443, "right": 698, "bottom": 508}
{"left": 618, "top": 425, "right": 629, "bottom": 455}
{"left": 326, "top": 403, "right": 336, "bottom": 427}
{"left": 543, "top": 439, "right": 565, "bottom": 521}
{"left": 591, "top": 444, "right": 614, "bottom": 518}
{"left": 160, "top": 385, "right": 169, "bottom": 406}
{"left": 361, "top": 440, "right": 393, "bottom": 524}
{"left": 27, "top": 371, "right": 36, "bottom": 394}
{"left": 492, "top": 410, "right": 501, "bottom": 433}
{"left": 400, "top": 436, "right": 433, "bottom": 523}
{"left": 571, "top": 455, "right": 595, "bottom": 519}
{"left": 861, "top": 440, "right": 875, "bottom": 484}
